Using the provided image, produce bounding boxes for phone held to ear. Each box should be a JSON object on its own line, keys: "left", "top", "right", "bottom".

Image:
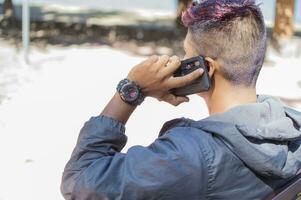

{"left": 170, "top": 56, "right": 212, "bottom": 96}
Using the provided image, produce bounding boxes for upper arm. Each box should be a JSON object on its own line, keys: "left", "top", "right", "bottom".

{"left": 62, "top": 128, "right": 208, "bottom": 200}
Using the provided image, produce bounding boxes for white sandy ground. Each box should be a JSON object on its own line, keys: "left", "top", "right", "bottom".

{"left": 0, "top": 43, "right": 300, "bottom": 200}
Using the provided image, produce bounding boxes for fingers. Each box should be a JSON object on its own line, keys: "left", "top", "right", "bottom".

{"left": 155, "top": 55, "right": 170, "bottom": 70}
{"left": 161, "top": 56, "right": 181, "bottom": 76}
{"left": 138, "top": 55, "right": 159, "bottom": 67}
{"left": 143, "top": 55, "right": 180, "bottom": 75}
{"left": 167, "top": 68, "right": 204, "bottom": 88}
{"left": 160, "top": 93, "right": 190, "bottom": 106}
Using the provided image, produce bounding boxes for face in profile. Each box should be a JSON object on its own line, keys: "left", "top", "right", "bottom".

{"left": 182, "top": 33, "right": 214, "bottom": 100}
{"left": 183, "top": 33, "right": 200, "bottom": 60}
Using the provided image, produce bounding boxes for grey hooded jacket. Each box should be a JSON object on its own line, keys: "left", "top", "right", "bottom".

{"left": 61, "top": 95, "right": 301, "bottom": 200}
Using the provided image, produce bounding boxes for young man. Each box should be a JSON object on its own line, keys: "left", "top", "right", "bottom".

{"left": 61, "top": 1, "right": 301, "bottom": 199}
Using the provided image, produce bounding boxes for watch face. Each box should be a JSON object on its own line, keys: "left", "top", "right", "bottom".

{"left": 122, "top": 84, "right": 139, "bottom": 102}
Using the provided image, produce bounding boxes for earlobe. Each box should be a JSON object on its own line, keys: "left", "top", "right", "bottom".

{"left": 205, "top": 57, "right": 216, "bottom": 79}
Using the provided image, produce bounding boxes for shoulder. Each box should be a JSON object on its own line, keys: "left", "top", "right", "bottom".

{"left": 161, "top": 124, "right": 217, "bottom": 150}
{"left": 164, "top": 126, "right": 211, "bottom": 143}
{"left": 158, "top": 118, "right": 237, "bottom": 167}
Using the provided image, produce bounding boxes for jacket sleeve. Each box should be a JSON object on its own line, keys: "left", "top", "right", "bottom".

{"left": 61, "top": 116, "right": 207, "bottom": 200}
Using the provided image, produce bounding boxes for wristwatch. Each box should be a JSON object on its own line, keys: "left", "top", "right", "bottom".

{"left": 117, "top": 79, "right": 145, "bottom": 106}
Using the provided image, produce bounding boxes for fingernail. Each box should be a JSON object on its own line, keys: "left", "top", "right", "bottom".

{"left": 199, "top": 69, "right": 204, "bottom": 74}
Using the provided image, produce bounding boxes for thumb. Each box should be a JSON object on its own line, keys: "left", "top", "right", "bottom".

{"left": 161, "top": 94, "right": 190, "bottom": 106}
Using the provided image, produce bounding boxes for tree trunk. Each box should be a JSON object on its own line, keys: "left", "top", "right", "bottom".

{"left": 177, "top": 0, "right": 193, "bottom": 18}
{"left": 2, "top": 0, "right": 16, "bottom": 28}
{"left": 3, "top": 0, "right": 14, "bottom": 18}
{"left": 272, "top": 0, "right": 295, "bottom": 40}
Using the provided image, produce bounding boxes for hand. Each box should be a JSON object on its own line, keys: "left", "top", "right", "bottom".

{"left": 127, "top": 55, "right": 204, "bottom": 106}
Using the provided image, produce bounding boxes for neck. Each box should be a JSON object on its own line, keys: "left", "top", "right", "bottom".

{"left": 205, "top": 79, "right": 257, "bottom": 115}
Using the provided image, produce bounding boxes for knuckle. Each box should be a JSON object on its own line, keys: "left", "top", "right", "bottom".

{"left": 190, "top": 72, "right": 199, "bottom": 79}
{"left": 195, "top": 70, "right": 201, "bottom": 76}
{"left": 170, "top": 55, "right": 177, "bottom": 60}
{"left": 173, "top": 101, "right": 180, "bottom": 106}
{"left": 168, "top": 100, "right": 176, "bottom": 106}
{"left": 165, "top": 99, "right": 171, "bottom": 104}
{"left": 144, "top": 55, "right": 158, "bottom": 65}
{"left": 167, "top": 95, "right": 175, "bottom": 102}
{"left": 170, "top": 55, "right": 180, "bottom": 64}
{"left": 174, "top": 56, "right": 181, "bottom": 63}
{"left": 158, "top": 94, "right": 167, "bottom": 101}
{"left": 161, "top": 55, "right": 170, "bottom": 61}
{"left": 150, "top": 55, "right": 159, "bottom": 61}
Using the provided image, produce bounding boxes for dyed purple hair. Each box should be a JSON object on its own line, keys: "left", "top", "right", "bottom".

{"left": 182, "top": 0, "right": 260, "bottom": 27}
{"left": 181, "top": 0, "right": 267, "bottom": 86}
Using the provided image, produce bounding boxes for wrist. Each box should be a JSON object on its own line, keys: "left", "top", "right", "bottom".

{"left": 101, "top": 93, "right": 136, "bottom": 125}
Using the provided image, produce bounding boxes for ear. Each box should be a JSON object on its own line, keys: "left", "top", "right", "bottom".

{"left": 205, "top": 57, "right": 218, "bottom": 79}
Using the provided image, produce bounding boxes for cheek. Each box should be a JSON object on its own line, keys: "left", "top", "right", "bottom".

{"left": 184, "top": 51, "right": 196, "bottom": 60}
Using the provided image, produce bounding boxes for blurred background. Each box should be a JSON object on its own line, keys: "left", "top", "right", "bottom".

{"left": 0, "top": 0, "right": 300, "bottom": 200}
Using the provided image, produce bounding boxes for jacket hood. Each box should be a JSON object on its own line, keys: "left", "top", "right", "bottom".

{"left": 192, "top": 95, "right": 301, "bottom": 178}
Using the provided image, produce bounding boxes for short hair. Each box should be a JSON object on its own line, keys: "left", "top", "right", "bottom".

{"left": 182, "top": 0, "right": 267, "bottom": 86}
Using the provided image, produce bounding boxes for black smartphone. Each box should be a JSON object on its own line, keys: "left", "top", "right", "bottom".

{"left": 170, "top": 56, "right": 211, "bottom": 96}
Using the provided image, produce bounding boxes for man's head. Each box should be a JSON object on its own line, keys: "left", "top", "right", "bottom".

{"left": 182, "top": 0, "right": 267, "bottom": 87}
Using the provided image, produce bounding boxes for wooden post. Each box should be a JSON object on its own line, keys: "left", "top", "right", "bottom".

{"left": 3, "top": 0, "right": 14, "bottom": 19}
{"left": 176, "top": 0, "right": 193, "bottom": 19}
{"left": 272, "top": 0, "right": 295, "bottom": 40}
{"left": 22, "top": 0, "right": 30, "bottom": 63}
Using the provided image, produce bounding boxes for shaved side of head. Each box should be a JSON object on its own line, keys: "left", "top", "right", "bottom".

{"left": 182, "top": 0, "right": 267, "bottom": 86}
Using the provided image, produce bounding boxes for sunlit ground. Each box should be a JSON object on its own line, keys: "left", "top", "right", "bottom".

{"left": 0, "top": 40, "right": 300, "bottom": 200}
